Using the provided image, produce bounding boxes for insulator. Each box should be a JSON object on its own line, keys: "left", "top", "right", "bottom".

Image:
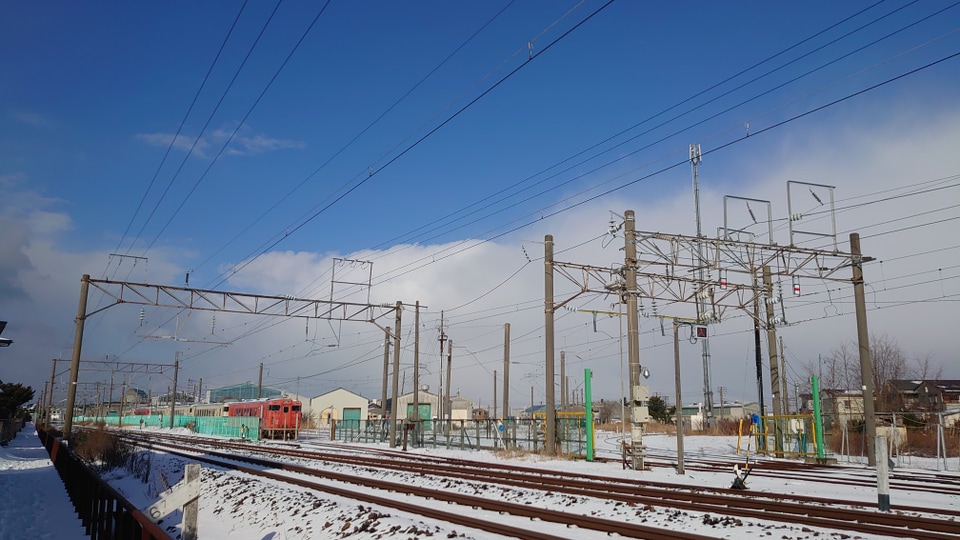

{"left": 809, "top": 188, "right": 823, "bottom": 205}
{"left": 791, "top": 213, "right": 804, "bottom": 221}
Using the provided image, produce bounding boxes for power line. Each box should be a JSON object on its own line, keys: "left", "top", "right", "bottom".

{"left": 113, "top": 0, "right": 251, "bottom": 257}
{"left": 205, "top": 0, "right": 618, "bottom": 291}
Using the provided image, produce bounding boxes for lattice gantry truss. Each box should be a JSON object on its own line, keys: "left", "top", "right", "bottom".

{"left": 553, "top": 231, "right": 863, "bottom": 327}
{"left": 84, "top": 278, "right": 399, "bottom": 329}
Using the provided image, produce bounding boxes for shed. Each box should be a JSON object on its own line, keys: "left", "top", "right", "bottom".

{"left": 310, "top": 388, "right": 369, "bottom": 428}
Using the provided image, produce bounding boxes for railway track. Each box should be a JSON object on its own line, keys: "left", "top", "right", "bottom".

{"left": 124, "top": 434, "right": 713, "bottom": 539}
{"left": 120, "top": 431, "right": 960, "bottom": 539}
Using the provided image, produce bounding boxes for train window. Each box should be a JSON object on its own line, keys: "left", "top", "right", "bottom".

{"left": 283, "top": 407, "right": 289, "bottom": 413}
{"left": 291, "top": 405, "right": 301, "bottom": 412}
{"left": 268, "top": 405, "right": 281, "bottom": 411}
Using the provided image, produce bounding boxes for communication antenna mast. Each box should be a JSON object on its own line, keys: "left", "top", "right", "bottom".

{"left": 689, "top": 144, "right": 714, "bottom": 427}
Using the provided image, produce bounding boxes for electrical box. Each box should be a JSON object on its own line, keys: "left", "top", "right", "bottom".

{"left": 694, "top": 324, "right": 708, "bottom": 338}
{"left": 632, "top": 385, "right": 650, "bottom": 403}
{"left": 632, "top": 406, "right": 650, "bottom": 423}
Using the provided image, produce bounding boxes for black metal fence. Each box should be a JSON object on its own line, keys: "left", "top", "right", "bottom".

{"left": 36, "top": 427, "right": 173, "bottom": 540}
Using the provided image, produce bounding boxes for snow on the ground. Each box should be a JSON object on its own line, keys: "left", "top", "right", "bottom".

{"left": 3, "top": 425, "right": 959, "bottom": 540}
{"left": 0, "top": 424, "right": 87, "bottom": 540}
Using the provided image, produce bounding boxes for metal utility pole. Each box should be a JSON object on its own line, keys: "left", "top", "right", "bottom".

{"left": 690, "top": 144, "right": 714, "bottom": 427}
{"left": 64, "top": 274, "right": 91, "bottom": 439}
{"left": 438, "top": 312, "right": 446, "bottom": 425}
{"left": 560, "top": 351, "right": 566, "bottom": 411}
{"left": 544, "top": 234, "right": 557, "bottom": 454}
{"left": 412, "top": 301, "right": 420, "bottom": 422}
{"left": 493, "top": 370, "right": 498, "bottom": 419}
{"left": 47, "top": 359, "right": 57, "bottom": 424}
{"left": 381, "top": 328, "right": 390, "bottom": 419}
{"left": 779, "top": 337, "right": 789, "bottom": 416}
{"left": 389, "top": 301, "right": 402, "bottom": 447}
{"left": 445, "top": 339, "right": 453, "bottom": 425}
{"left": 257, "top": 363, "right": 263, "bottom": 399}
{"left": 503, "top": 323, "right": 510, "bottom": 423}
{"left": 673, "top": 320, "right": 684, "bottom": 475}
{"left": 119, "top": 377, "right": 127, "bottom": 420}
{"left": 753, "top": 272, "right": 766, "bottom": 418}
{"left": 763, "top": 267, "right": 784, "bottom": 456}
{"left": 169, "top": 359, "right": 179, "bottom": 429}
{"left": 763, "top": 267, "right": 782, "bottom": 418}
{"left": 108, "top": 370, "right": 115, "bottom": 416}
{"left": 851, "top": 233, "right": 877, "bottom": 466}
{"left": 718, "top": 387, "right": 725, "bottom": 419}
{"left": 625, "top": 210, "right": 648, "bottom": 469}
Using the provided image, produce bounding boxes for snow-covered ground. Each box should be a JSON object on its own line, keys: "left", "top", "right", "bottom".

{"left": 0, "top": 425, "right": 87, "bottom": 540}
{"left": 3, "top": 425, "right": 959, "bottom": 539}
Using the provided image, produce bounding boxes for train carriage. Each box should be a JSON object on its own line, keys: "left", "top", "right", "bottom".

{"left": 228, "top": 397, "right": 301, "bottom": 440}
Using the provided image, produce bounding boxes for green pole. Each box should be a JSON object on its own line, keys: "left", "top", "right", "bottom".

{"left": 585, "top": 368, "right": 594, "bottom": 461}
{"left": 812, "top": 376, "right": 825, "bottom": 460}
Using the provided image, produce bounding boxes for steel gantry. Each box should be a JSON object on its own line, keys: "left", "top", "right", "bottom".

{"left": 43, "top": 358, "right": 174, "bottom": 425}
{"left": 545, "top": 211, "right": 876, "bottom": 467}
{"left": 63, "top": 274, "right": 403, "bottom": 439}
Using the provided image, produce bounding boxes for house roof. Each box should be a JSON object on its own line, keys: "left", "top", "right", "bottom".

{"left": 888, "top": 380, "right": 923, "bottom": 392}
{"left": 312, "top": 387, "right": 369, "bottom": 401}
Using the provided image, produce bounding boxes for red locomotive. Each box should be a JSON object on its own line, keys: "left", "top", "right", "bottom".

{"left": 228, "top": 397, "right": 302, "bottom": 440}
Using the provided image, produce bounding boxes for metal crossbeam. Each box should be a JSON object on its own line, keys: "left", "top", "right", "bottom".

{"left": 557, "top": 231, "right": 865, "bottom": 328}
{"left": 68, "top": 360, "right": 173, "bottom": 375}
{"left": 85, "top": 278, "right": 397, "bottom": 327}
{"left": 634, "top": 230, "right": 859, "bottom": 282}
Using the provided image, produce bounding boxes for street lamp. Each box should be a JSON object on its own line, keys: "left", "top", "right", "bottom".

{"left": 0, "top": 321, "right": 13, "bottom": 347}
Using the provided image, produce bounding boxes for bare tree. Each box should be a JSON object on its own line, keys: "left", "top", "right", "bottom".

{"left": 805, "top": 343, "right": 860, "bottom": 391}
{"left": 870, "top": 334, "right": 908, "bottom": 390}
{"left": 910, "top": 352, "right": 943, "bottom": 380}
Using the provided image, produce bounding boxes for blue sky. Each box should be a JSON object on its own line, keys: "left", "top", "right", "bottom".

{"left": 2, "top": 1, "right": 959, "bottom": 412}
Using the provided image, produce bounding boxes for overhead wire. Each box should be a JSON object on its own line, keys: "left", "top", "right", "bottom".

{"left": 170, "top": 0, "right": 952, "bottom": 323}
{"left": 113, "top": 0, "right": 252, "bottom": 257}
{"left": 114, "top": 4, "right": 949, "bottom": 392}
{"left": 369, "top": 0, "right": 893, "bottom": 251}
{"left": 205, "top": 0, "right": 618, "bottom": 291}
{"left": 341, "top": 23, "right": 960, "bottom": 289}
{"left": 131, "top": 0, "right": 287, "bottom": 255}
{"left": 109, "top": 1, "right": 335, "bottom": 362}
{"left": 141, "top": 0, "right": 334, "bottom": 255}
{"left": 367, "top": 0, "right": 953, "bottom": 255}
{"left": 189, "top": 0, "right": 520, "bottom": 278}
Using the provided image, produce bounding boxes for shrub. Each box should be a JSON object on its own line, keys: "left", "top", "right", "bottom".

{"left": 126, "top": 450, "right": 152, "bottom": 483}
{"left": 72, "top": 426, "right": 133, "bottom": 472}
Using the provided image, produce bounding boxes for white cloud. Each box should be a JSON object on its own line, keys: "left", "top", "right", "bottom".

{"left": 135, "top": 132, "right": 210, "bottom": 158}
{"left": 135, "top": 126, "right": 305, "bottom": 159}
{"left": 11, "top": 110, "right": 51, "bottom": 128}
